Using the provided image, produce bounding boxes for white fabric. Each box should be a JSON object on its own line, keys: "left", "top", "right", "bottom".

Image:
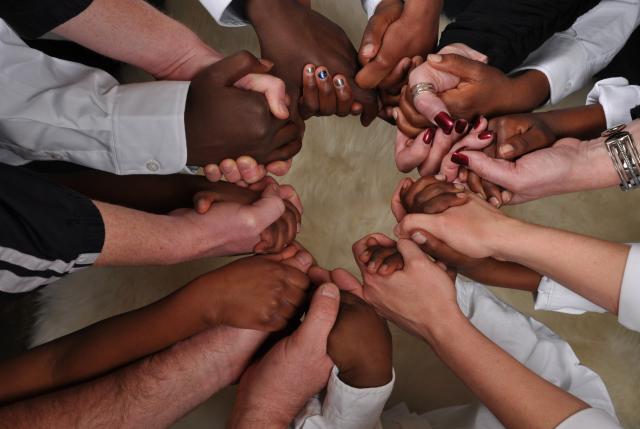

{"left": 198, "top": 0, "right": 381, "bottom": 26}
{"left": 293, "top": 366, "right": 394, "bottom": 429}
{"left": 512, "top": 0, "right": 640, "bottom": 105}
{"left": 380, "top": 277, "right": 618, "bottom": 429}
{"left": 0, "top": 19, "right": 189, "bottom": 175}
{"left": 587, "top": 77, "right": 640, "bottom": 128}
{"left": 534, "top": 243, "right": 640, "bottom": 333}
{"left": 556, "top": 407, "right": 622, "bottom": 429}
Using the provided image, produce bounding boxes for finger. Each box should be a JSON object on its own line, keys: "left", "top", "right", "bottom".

{"left": 279, "top": 184, "right": 304, "bottom": 215}
{"left": 235, "top": 73, "right": 289, "bottom": 119}
{"left": 220, "top": 159, "right": 242, "bottom": 183}
{"left": 245, "top": 195, "right": 286, "bottom": 233}
{"left": 315, "top": 67, "right": 336, "bottom": 116}
{"left": 416, "top": 192, "right": 468, "bottom": 214}
{"left": 309, "top": 265, "right": 332, "bottom": 285}
{"left": 282, "top": 201, "right": 299, "bottom": 244}
{"left": 401, "top": 175, "right": 441, "bottom": 209}
{"left": 399, "top": 85, "right": 431, "bottom": 129}
{"left": 333, "top": 74, "right": 353, "bottom": 117}
{"left": 283, "top": 265, "right": 312, "bottom": 291}
{"left": 498, "top": 128, "right": 554, "bottom": 160}
{"left": 378, "top": 252, "right": 404, "bottom": 276}
{"left": 266, "top": 159, "right": 293, "bottom": 176}
{"left": 414, "top": 229, "right": 466, "bottom": 267}
{"left": 396, "top": 238, "right": 431, "bottom": 267}
{"left": 378, "top": 57, "right": 412, "bottom": 93}
{"left": 395, "top": 128, "right": 434, "bottom": 173}
{"left": 426, "top": 52, "right": 484, "bottom": 82}
{"left": 440, "top": 127, "right": 494, "bottom": 181}
{"left": 367, "top": 247, "right": 399, "bottom": 273}
{"left": 293, "top": 283, "right": 341, "bottom": 347}
{"left": 210, "top": 50, "right": 270, "bottom": 87}
{"left": 413, "top": 93, "right": 453, "bottom": 133}
{"left": 467, "top": 171, "right": 486, "bottom": 199}
{"left": 264, "top": 140, "right": 302, "bottom": 164}
{"left": 352, "top": 83, "right": 379, "bottom": 126}
{"left": 357, "top": 12, "right": 392, "bottom": 67}
{"left": 482, "top": 179, "right": 503, "bottom": 208}
{"left": 282, "top": 248, "right": 314, "bottom": 274}
{"left": 193, "top": 191, "right": 217, "bottom": 214}
{"left": 331, "top": 268, "right": 365, "bottom": 300}
{"left": 412, "top": 182, "right": 467, "bottom": 212}
{"left": 283, "top": 284, "right": 307, "bottom": 308}
{"left": 301, "top": 64, "right": 319, "bottom": 119}
{"left": 418, "top": 125, "right": 465, "bottom": 177}
{"left": 204, "top": 164, "right": 222, "bottom": 182}
{"left": 391, "top": 177, "right": 413, "bottom": 221}
{"left": 394, "top": 107, "right": 423, "bottom": 139}
{"left": 237, "top": 156, "right": 265, "bottom": 184}
{"left": 454, "top": 151, "right": 522, "bottom": 192}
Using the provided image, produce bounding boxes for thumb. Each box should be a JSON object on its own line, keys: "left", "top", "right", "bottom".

{"left": 207, "top": 51, "right": 270, "bottom": 87}
{"left": 245, "top": 195, "right": 286, "bottom": 232}
{"left": 294, "top": 283, "right": 341, "bottom": 346}
{"left": 358, "top": 12, "right": 394, "bottom": 67}
{"left": 498, "top": 128, "right": 552, "bottom": 160}
{"left": 396, "top": 238, "right": 430, "bottom": 263}
{"left": 426, "top": 53, "right": 483, "bottom": 81}
{"left": 331, "top": 268, "right": 365, "bottom": 300}
{"left": 412, "top": 92, "right": 450, "bottom": 126}
{"left": 458, "top": 150, "right": 521, "bottom": 191}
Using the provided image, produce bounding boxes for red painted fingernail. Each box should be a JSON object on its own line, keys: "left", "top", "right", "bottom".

{"left": 455, "top": 119, "right": 468, "bottom": 134}
{"left": 423, "top": 127, "right": 435, "bottom": 145}
{"left": 451, "top": 152, "right": 469, "bottom": 166}
{"left": 471, "top": 116, "right": 482, "bottom": 129}
{"left": 434, "top": 112, "right": 454, "bottom": 135}
{"left": 478, "top": 130, "right": 494, "bottom": 140}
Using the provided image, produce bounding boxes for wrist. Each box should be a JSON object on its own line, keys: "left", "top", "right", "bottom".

{"left": 338, "top": 364, "right": 393, "bottom": 389}
{"left": 504, "top": 70, "right": 550, "bottom": 115}
{"left": 487, "top": 216, "right": 530, "bottom": 262}
{"left": 418, "top": 307, "right": 469, "bottom": 346}
{"left": 246, "top": 0, "right": 296, "bottom": 28}
{"left": 570, "top": 137, "right": 620, "bottom": 191}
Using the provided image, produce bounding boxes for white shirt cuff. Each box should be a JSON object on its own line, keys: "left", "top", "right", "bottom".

{"left": 112, "top": 81, "right": 189, "bottom": 175}
{"left": 618, "top": 243, "right": 640, "bottom": 331}
{"left": 534, "top": 276, "right": 607, "bottom": 315}
{"left": 198, "top": 0, "right": 249, "bottom": 26}
{"left": 362, "top": 0, "right": 383, "bottom": 18}
{"left": 512, "top": 34, "right": 590, "bottom": 105}
{"left": 555, "top": 408, "right": 621, "bottom": 429}
{"left": 586, "top": 78, "right": 640, "bottom": 129}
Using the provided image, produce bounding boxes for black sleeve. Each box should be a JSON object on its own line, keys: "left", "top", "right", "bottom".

{"left": 0, "top": 163, "right": 104, "bottom": 293}
{"left": 438, "top": 0, "right": 601, "bottom": 72}
{"left": 0, "top": 0, "right": 94, "bottom": 39}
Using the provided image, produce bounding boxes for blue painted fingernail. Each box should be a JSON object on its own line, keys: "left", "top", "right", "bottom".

{"left": 317, "top": 70, "right": 328, "bottom": 80}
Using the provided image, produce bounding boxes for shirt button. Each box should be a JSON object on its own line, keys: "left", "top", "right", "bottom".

{"left": 51, "top": 154, "right": 63, "bottom": 161}
{"left": 146, "top": 160, "right": 160, "bottom": 172}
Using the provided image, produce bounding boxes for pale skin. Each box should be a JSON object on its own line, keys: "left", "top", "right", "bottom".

{"left": 330, "top": 238, "right": 591, "bottom": 429}
{"left": 395, "top": 193, "right": 629, "bottom": 314}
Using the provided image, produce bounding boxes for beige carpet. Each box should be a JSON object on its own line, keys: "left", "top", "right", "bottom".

{"left": 31, "top": 1, "right": 640, "bottom": 427}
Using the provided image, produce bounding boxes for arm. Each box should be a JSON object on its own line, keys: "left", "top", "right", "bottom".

{"left": 53, "top": 0, "right": 222, "bottom": 80}
{"left": 438, "top": 0, "right": 601, "bottom": 73}
{"left": 513, "top": 0, "right": 640, "bottom": 105}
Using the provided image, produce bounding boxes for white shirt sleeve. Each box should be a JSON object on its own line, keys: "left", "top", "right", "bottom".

{"left": 555, "top": 408, "right": 622, "bottom": 429}
{"left": 618, "top": 243, "right": 640, "bottom": 331}
{"left": 197, "top": 0, "right": 250, "bottom": 26}
{"left": 534, "top": 276, "right": 607, "bottom": 315}
{"left": 512, "top": 0, "right": 640, "bottom": 105}
{"left": 362, "top": 0, "right": 383, "bottom": 18}
{"left": 586, "top": 77, "right": 640, "bottom": 128}
{"left": 292, "top": 366, "right": 394, "bottom": 429}
{"left": 0, "top": 20, "right": 189, "bottom": 175}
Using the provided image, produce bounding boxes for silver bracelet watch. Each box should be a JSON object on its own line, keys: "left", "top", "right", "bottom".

{"left": 602, "top": 124, "right": 640, "bottom": 191}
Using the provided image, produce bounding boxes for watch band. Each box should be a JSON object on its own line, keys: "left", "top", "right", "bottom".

{"left": 602, "top": 124, "right": 640, "bottom": 191}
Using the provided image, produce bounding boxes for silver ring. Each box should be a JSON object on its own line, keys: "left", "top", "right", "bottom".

{"left": 411, "top": 82, "right": 435, "bottom": 99}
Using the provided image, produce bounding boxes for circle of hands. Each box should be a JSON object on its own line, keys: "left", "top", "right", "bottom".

{"left": 188, "top": 0, "right": 587, "bottom": 423}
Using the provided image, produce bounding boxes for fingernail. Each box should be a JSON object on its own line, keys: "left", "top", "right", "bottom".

{"left": 402, "top": 61, "right": 411, "bottom": 72}
{"left": 317, "top": 70, "right": 328, "bottom": 80}
{"left": 454, "top": 183, "right": 465, "bottom": 190}
{"left": 451, "top": 152, "right": 469, "bottom": 166}
{"left": 434, "top": 112, "right": 454, "bottom": 135}
{"left": 411, "top": 232, "right": 427, "bottom": 244}
{"left": 479, "top": 130, "right": 494, "bottom": 140}
{"left": 368, "top": 261, "right": 376, "bottom": 271}
{"left": 455, "top": 119, "right": 468, "bottom": 134}
{"left": 393, "top": 108, "right": 399, "bottom": 120}
{"left": 457, "top": 193, "right": 466, "bottom": 198}
{"left": 428, "top": 54, "right": 443, "bottom": 63}
{"left": 499, "top": 143, "right": 514, "bottom": 157}
{"left": 296, "top": 251, "right": 312, "bottom": 265}
{"left": 489, "top": 197, "right": 500, "bottom": 207}
{"left": 472, "top": 116, "right": 483, "bottom": 130}
{"left": 477, "top": 192, "right": 485, "bottom": 199}
{"left": 362, "top": 43, "right": 375, "bottom": 57}
{"left": 297, "top": 223, "right": 301, "bottom": 233}
{"left": 434, "top": 174, "right": 445, "bottom": 181}
{"left": 334, "top": 78, "right": 345, "bottom": 88}
{"left": 279, "top": 101, "right": 288, "bottom": 114}
{"left": 321, "top": 284, "right": 338, "bottom": 298}
{"left": 502, "top": 191, "right": 512, "bottom": 202}
{"left": 423, "top": 127, "right": 435, "bottom": 145}
{"left": 305, "top": 65, "right": 315, "bottom": 74}
{"left": 380, "top": 264, "right": 388, "bottom": 272}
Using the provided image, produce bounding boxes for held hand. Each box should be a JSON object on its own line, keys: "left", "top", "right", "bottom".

{"left": 299, "top": 64, "right": 362, "bottom": 119}
{"left": 189, "top": 248, "right": 313, "bottom": 332}
{"left": 228, "top": 283, "right": 341, "bottom": 428}
{"left": 185, "top": 51, "right": 303, "bottom": 166}
{"left": 355, "top": 0, "right": 440, "bottom": 89}
{"left": 488, "top": 113, "right": 557, "bottom": 159}
{"left": 247, "top": 0, "right": 378, "bottom": 125}
{"left": 391, "top": 175, "right": 468, "bottom": 222}
{"left": 203, "top": 157, "right": 293, "bottom": 186}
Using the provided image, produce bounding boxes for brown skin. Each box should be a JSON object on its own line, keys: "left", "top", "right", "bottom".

{"left": 185, "top": 51, "right": 303, "bottom": 165}
{"left": 45, "top": 170, "right": 301, "bottom": 255}
{"left": 299, "top": 64, "right": 362, "bottom": 119}
{"left": 245, "top": 0, "right": 378, "bottom": 126}
{"left": 0, "top": 252, "right": 310, "bottom": 404}
{"left": 328, "top": 292, "right": 393, "bottom": 388}
{"left": 356, "top": 0, "right": 440, "bottom": 90}
{"left": 399, "top": 178, "right": 541, "bottom": 290}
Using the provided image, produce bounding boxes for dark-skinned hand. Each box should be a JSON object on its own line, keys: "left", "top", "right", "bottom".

{"left": 245, "top": 0, "right": 378, "bottom": 125}
{"left": 185, "top": 51, "right": 303, "bottom": 166}
{"left": 488, "top": 113, "right": 557, "bottom": 160}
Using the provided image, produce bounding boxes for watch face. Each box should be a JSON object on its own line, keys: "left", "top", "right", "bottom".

{"left": 602, "top": 124, "right": 626, "bottom": 137}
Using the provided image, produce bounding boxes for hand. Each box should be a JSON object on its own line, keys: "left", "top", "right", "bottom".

{"left": 425, "top": 53, "right": 549, "bottom": 119}
{"left": 356, "top": 234, "right": 405, "bottom": 276}
{"left": 299, "top": 64, "right": 362, "bottom": 119}
{"left": 185, "top": 51, "right": 303, "bottom": 166}
{"left": 228, "top": 283, "right": 341, "bottom": 427}
{"left": 334, "top": 237, "right": 461, "bottom": 340}
{"left": 203, "top": 157, "right": 293, "bottom": 186}
{"left": 246, "top": 0, "right": 378, "bottom": 125}
{"left": 391, "top": 175, "right": 468, "bottom": 222}
{"left": 489, "top": 113, "right": 557, "bottom": 159}
{"left": 355, "top": 0, "right": 440, "bottom": 89}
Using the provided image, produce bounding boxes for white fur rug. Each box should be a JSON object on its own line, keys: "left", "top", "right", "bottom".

{"left": 31, "top": 1, "right": 640, "bottom": 427}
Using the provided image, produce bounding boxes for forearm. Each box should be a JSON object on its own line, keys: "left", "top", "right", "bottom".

{"left": 504, "top": 69, "right": 550, "bottom": 114}
{"left": 0, "top": 327, "right": 260, "bottom": 428}
{"left": 53, "top": 0, "right": 222, "bottom": 80}
{"left": 0, "top": 285, "right": 209, "bottom": 403}
{"left": 422, "top": 313, "right": 588, "bottom": 429}
{"left": 538, "top": 104, "right": 607, "bottom": 140}
{"left": 490, "top": 218, "right": 628, "bottom": 314}
{"left": 462, "top": 259, "right": 542, "bottom": 292}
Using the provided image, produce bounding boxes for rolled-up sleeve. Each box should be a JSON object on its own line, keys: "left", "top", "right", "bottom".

{"left": 618, "top": 243, "right": 640, "bottom": 331}
{"left": 535, "top": 276, "right": 607, "bottom": 315}
{"left": 555, "top": 408, "right": 622, "bottom": 429}
{"left": 0, "top": 20, "right": 189, "bottom": 175}
{"left": 586, "top": 77, "right": 640, "bottom": 128}
{"left": 362, "top": 0, "right": 383, "bottom": 18}
{"left": 197, "top": 0, "right": 250, "bottom": 26}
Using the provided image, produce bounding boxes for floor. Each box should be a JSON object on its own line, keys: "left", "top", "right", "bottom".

{"left": 1, "top": 0, "right": 638, "bottom": 427}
